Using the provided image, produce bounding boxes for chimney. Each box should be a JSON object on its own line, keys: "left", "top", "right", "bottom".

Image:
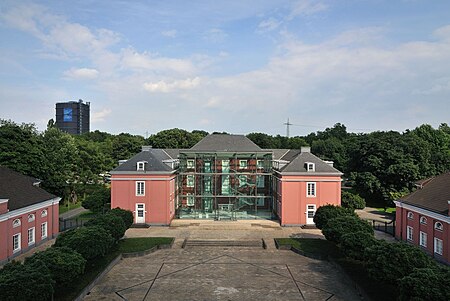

{"left": 301, "top": 146, "right": 311, "bottom": 153}
{"left": 324, "top": 160, "right": 334, "bottom": 167}
{"left": 142, "top": 146, "right": 152, "bottom": 151}
{"left": 118, "top": 159, "right": 127, "bottom": 166}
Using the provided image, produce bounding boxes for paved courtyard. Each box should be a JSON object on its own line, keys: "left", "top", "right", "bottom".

{"left": 84, "top": 248, "right": 362, "bottom": 301}
{"left": 84, "top": 220, "right": 364, "bottom": 301}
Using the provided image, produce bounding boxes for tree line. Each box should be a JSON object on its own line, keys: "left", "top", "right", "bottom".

{"left": 1, "top": 119, "right": 449, "bottom": 206}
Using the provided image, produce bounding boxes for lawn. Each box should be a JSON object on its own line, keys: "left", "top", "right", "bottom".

{"left": 375, "top": 207, "right": 396, "bottom": 214}
{"left": 275, "top": 238, "right": 398, "bottom": 301}
{"left": 59, "top": 202, "right": 82, "bottom": 214}
{"left": 54, "top": 237, "right": 173, "bottom": 301}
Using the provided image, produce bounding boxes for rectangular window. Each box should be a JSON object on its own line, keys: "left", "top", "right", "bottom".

{"left": 204, "top": 177, "right": 212, "bottom": 193}
{"left": 222, "top": 160, "right": 230, "bottom": 173}
{"left": 28, "top": 227, "right": 35, "bottom": 245}
{"left": 257, "top": 160, "right": 264, "bottom": 169}
{"left": 407, "top": 226, "right": 413, "bottom": 241}
{"left": 204, "top": 161, "right": 211, "bottom": 173}
{"left": 13, "top": 233, "right": 21, "bottom": 252}
{"left": 419, "top": 231, "right": 427, "bottom": 247}
{"left": 239, "top": 175, "right": 247, "bottom": 187}
{"left": 187, "top": 194, "right": 195, "bottom": 206}
{"left": 41, "top": 222, "right": 47, "bottom": 239}
{"left": 137, "top": 162, "right": 145, "bottom": 171}
{"left": 136, "top": 181, "right": 145, "bottom": 196}
{"left": 187, "top": 175, "right": 195, "bottom": 187}
{"left": 307, "top": 182, "right": 316, "bottom": 197}
{"left": 307, "top": 162, "right": 315, "bottom": 171}
{"left": 187, "top": 160, "right": 195, "bottom": 169}
{"left": 239, "top": 160, "right": 247, "bottom": 169}
{"left": 257, "top": 175, "right": 265, "bottom": 188}
{"left": 257, "top": 194, "right": 265, "bottom": 206}
{"left": 222, "top": 175, "right": 230, "bottom": 195}
{"left": 434, "top": 237, "right": 443, "bottom": 255}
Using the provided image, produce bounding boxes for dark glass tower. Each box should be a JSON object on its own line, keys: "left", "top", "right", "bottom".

{"left": 55, "top": 99, "right": 90, "bottom": 134}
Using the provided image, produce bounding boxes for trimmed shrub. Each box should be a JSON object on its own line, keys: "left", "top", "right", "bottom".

{"left": 0, "top": 260, "right": 54, "bottom": 301}
{"left": 85, "top": 212, "right": 126, "bottom": 241}
{"left": 110, "top": 207, "right": 134, "bottom": 229}
{"left": 313, "top": 204, "right": 355, "bottom": 229}
{"left": 365, "top": 242, "right": 436, "bottom": 284}
{"left": 340, "top": 231, "right": 379, "bottom": 260}
{"left": 25, "top": 247, "right": 86, "bottom": 289}
{"left": 54, "top": 226, "right": 114, "bottom": 260}
{"left": 322, "top": 215, "right": 373, "bottom": 244}
{"left": 398, "top": 267, "right": 450, "bottom": 301}
{"left": 341, "top": 191, "right": 366, "bottom": 210}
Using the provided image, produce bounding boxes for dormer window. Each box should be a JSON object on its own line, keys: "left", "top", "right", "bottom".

{"left": 137, "top": 161, "right": 146, "bottom": 171}
{"left": 306, "top": 162, "right": 315, "bottom": 172}
{"left": 28, "top": 214, "right": 35, "bottom": 222}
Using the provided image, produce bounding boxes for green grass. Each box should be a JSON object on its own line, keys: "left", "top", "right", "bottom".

{"left": 59, "top": 202, "right": 82, "bottom": 214}
{"left": 275, "top": 238, "right": 398, "bottom": 301}
{"left": 375, "top": 207, "right": 396, "bottom": 214}
{"left": 54, "top": 237, "right": 173, "bottom": 301}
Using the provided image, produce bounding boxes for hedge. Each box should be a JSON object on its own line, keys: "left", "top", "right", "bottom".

{"left": 85, "top": 213, "right": 126, "bottom": 241}
{"left": 313, "top": 204, "right": 355, "bottom": 229}
{"left": 322, "top": 215, "right": 373, "bottom": 244}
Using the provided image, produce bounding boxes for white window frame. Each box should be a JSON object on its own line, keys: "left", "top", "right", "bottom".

{"left": 28, "top": 214, "right": 35, "bottom": 222}
{"left": 306, "top": 182, "right": 316, "bottom": 197}
{"left": 13, "top": 233, "right": 21, "bottom": 253}
{"left": 136, "top": 181, "right": 145, "bottom": 196}
{"left": 13, "top": 219, "right": 21, "bottom": 228}
{"left": 419, "top": 231, "right": 427, "bottom": 247}
{"left": 257, "top": 160, "right": 264, "bottom": 169}
{"left": 41, "top": 209, "right": 47, "bottom": 217}
{"left": 239, "top": 160, "right": 248, "bottom": 169}
{"left": 407, "top": 226, "right": 413, "bottom": 241}
{"left": 137, "top": 161, "right": 145, "bottom": 171}
{"left": 222, "top": 160, "right": 230, "bottom": 173}
{"left": 222, "top": 175, "right": 230, "bottom": 195}
{"left": 306, "top": 162, "right": 315, "bottom": 172}
{"left": 419, "top": 216, "right": 427, "bottom": 224}
{"left": 434, "top": 237, "right": 443, "bottom": 255}
{"left": 187, "top": 159, "right": 195, "bottom": 169}
{"left": 239, "top": 175, "right": 247, "bottom": 187}
{"left": 204, "top": 161, "right": 211, "bottom": 172}
{"left": 204, "top": 177, "right": 212, "bottom": 193}
{"left": 187, "top": 175, "right": 195, "bottom": 187}
{"left": 41, "top": 222, "right": 48, "bottom": 239}
{"left": 434, "top": 222, "right": 443, "bottom": 231}
{"left": 28, "top": 227, "right": 35, "bottom": 245}
{"left": 407, "top": 212, "right": 414, "bottom": 219}
{"left": 187, "top": 194, "right": 195, "bottom": 206}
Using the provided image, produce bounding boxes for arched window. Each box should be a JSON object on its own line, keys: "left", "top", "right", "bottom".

{"left": 434, "top": 222, "right": 443, "bottom": 231}
{"left": 28, "top": 214, "right": 35, "bottom": 222}
{"left": 41, "top": 209, "right": 47, "bottom": 217}
{"left": 419, "top": 216, "right": 427, "bottom": 224}
{"left": 407, "top": 212, "right": 414, "bottom": 219}
{"left": 13, "top": 219, "right": 21, "bottom": 228}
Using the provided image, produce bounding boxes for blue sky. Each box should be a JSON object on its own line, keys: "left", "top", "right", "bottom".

{"left": 1, "top": 0, "right": 449, "bottom": 136}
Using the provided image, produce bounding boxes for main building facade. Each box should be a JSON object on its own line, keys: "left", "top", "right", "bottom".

{"left": 111, "top": 134, "right": 342, "bottom": 226}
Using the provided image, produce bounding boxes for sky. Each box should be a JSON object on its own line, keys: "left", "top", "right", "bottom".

{"left": 0, "top": 0, "right": 449, "bottom": 137}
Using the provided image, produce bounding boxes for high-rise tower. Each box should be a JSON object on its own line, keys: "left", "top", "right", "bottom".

{"left": 55, "top": 99, "right": 90, "bottom": 134}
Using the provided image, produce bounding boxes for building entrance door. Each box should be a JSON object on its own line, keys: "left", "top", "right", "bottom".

{"left": 306, "top": 204, "right": 316, "bottom": 224}
{"left": 215, "top": 198, "right": 236, "bottom": 220}
{"left": 136, "top": 203, "right": 145, "bottom": 223}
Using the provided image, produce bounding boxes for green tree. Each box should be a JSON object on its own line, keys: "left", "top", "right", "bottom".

{"left": 25, "top": 247, "right": 86, "bottom": 289}
{"left": 398, "top": 267, "right": 450, "bottom": 301}
{"left": 339, "top": 231, "right": 378, "bottom": 260}
{"left": 81, "top": 185, "right": 111, "bottom": 213}
{"left": 341, "top": 191, "right": 366, "bottom": 210}
{"left": 313, "top": 204, "right": 355, "bottom": 230}
{"left": 0, "top": 260, "right": 54, "bottom": 301}
{"left": 85, "top": 213, "right": 126, "bottom": 241}
{"left": 322, "top": 215, "right": 373, "bottom": 244}
{"left": 147, "top": 128, "right": 201, "bottom": 148}
{"left": 110, "top": 207, "right": 134, "bottom": 229}
{"left": 54, "top": 226, "right": 114, "bottom": 260}
{"left": 365, "top": 242, "right": 436, "bottom": 284}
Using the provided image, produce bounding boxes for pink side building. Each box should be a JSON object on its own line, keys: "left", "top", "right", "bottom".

{"left": 395, "top": 172, "right": 450, "bottom": 264}
{"left": 0, "top": 167, "right": 60, "bottom": 264}
{"left": 111, "top": 134, "right": 342, "bottom": 226}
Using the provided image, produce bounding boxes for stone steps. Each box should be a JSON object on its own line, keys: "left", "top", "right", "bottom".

{"left": 183, "top": 239, "right": 265, "bottom": 249}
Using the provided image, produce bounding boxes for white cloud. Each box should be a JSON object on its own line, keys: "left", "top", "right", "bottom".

{"left": 63, "top": 68, "right": 99, "bottom": 80}
{"left": 258, "top": 18, "right": 281, "bottom": 32}
{"left": 204, "top": 28, "right": 228, "bottom": 43}
{"left": 92, "top": 108, "right": 112, "bottom": 122}
{"left": 288, "top": 0, "right": 328, "bottom": 20}
{"left": 161, "top": 29, "right": 177, "bottom": 38}
{"left": 143, "top": 77, "right": 201, "bottom": 93}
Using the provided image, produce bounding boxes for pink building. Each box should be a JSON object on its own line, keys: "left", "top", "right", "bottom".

{"left": 111, "top": 135, "right": 342, "bottom": 226}
{"left": 395, "top": 172, "right": 450, "bottom": 264}
{"left": 0, "top": 167, "right": 60, "bottom": 264}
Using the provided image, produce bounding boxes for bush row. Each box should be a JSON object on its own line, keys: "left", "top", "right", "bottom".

{"left": 315, "top": 204, "right": 450, "bottom": 301}
{"left": 0, "top": 207, "right": 133, "bottom": 301}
